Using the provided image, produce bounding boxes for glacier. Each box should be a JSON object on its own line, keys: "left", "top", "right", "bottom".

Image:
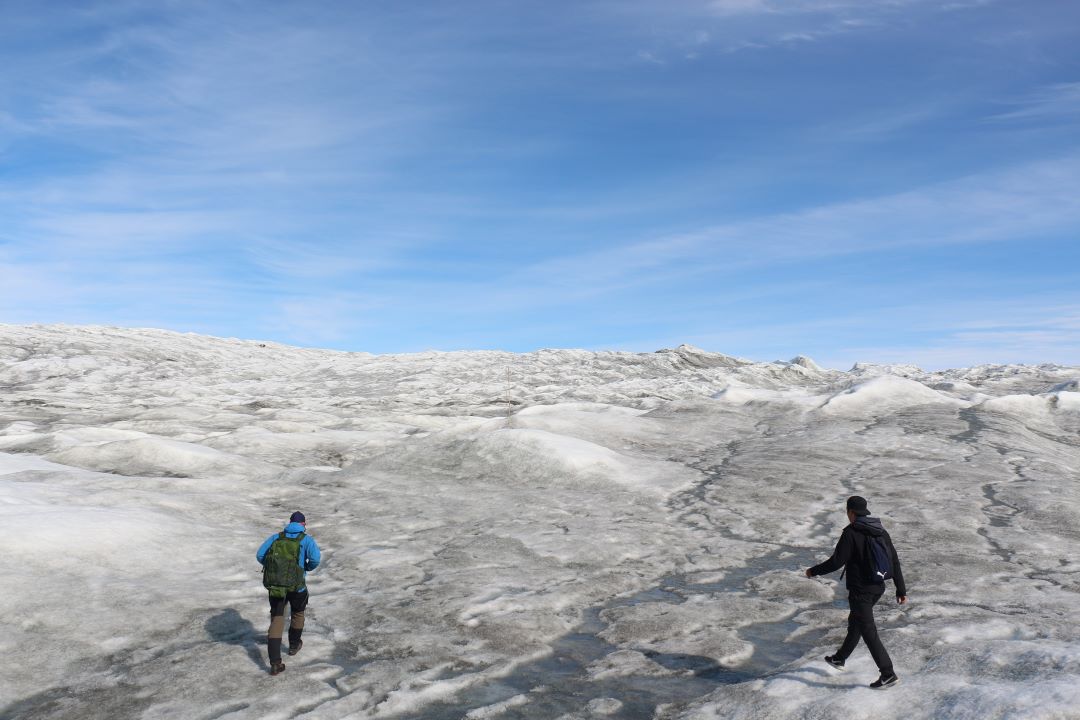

{"left": 1, "top": 324, "right": 1078, "bottom": 719}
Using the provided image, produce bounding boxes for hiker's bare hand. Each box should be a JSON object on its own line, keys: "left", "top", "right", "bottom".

{"left": 897, "top": 595, "right": 907, "bottom": 605}
{"left": 804, "top": 568, "right": 813, "bottom": 578}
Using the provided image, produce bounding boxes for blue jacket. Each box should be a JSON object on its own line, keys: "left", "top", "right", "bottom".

{"left": 257, "top": 522, "right": 321, "bottom": 592}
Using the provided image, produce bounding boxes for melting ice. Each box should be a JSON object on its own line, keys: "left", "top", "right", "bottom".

{"left": 1, "top": 325, "right": 1079, "bottom": 719}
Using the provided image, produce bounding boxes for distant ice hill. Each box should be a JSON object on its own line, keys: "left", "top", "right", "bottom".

{"left": 1, "top": 324, "right": 1078, "bottom": 720}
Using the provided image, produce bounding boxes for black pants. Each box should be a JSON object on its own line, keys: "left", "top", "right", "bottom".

{"left": 267, "top": 590, "right": 308, "bottom": 663}
{"left": 836, "top": 589, "right": 893, "bottom": 674}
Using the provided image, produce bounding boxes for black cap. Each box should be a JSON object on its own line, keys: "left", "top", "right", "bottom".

{"left": 846, "top": 496, "right": 870, "bottom": 516}
{"left": 289, "top": 511, "right": 306, "bottom": 524}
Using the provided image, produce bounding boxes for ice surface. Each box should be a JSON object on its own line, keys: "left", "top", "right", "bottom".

{"left": 1, "top": 324, "right": 1079, "bottom": 719}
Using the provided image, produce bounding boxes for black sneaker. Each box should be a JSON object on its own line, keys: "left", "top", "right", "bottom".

{"left": 270, "top": 661, "right": 286, "bottom": 676}
{"left": 288, "top": 640, "right": 303, "bottom": 656}
{"left": 870, "top": 673, "right": 899, "bottom": 689}
{"left": 824, "top": 655, "right": 845, "bottom": 669}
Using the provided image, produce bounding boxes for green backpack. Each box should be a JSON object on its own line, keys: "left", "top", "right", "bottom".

{"left": 262, "top": 532, "right": 306, "bottom": 599}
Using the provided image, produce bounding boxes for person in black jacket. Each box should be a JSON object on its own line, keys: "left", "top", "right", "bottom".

{"left": 805, "top": 495, "right": 907, "bottom": 689}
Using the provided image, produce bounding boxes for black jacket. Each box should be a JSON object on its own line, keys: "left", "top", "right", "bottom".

{"left": 809, "top": 516, "right": 907, "bottom": 596}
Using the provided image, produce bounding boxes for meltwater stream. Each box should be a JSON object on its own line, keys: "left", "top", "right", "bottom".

{"left": 418, "top": 546, "right": 833, "bottom": 720}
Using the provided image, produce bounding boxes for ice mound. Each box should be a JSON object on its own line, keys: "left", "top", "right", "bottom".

{"left": 1056, "top": 391, "right": 1080, "bottom": 412}
{"left": 818, "top": 375, "right": 965, "bottom": 416}
{"left": 512, "top": 402, "right": 651, "bottom": 435}
{"left": 656, "top": 344, "right": 750, "bottom": 369}
{"left": 515, "top": 402, "right": 647, "bottom": 420}
{"left": 849, "top": 361, "right": 924, "bottom": 377}
{"left": 510, "top": 402, "right": 662, "bottom": 450}
{"left": 928, "top": 380, "right": 986, "bottom": 402}
{"left": 978, "top": 391, "right": 1080, "bottom": 417}
{"left": 788, "top": 355, "right": 823, "bottom": 372}
{"left": 0, "top": 427, "right": 152, "bottom": 455}
{"left": 48, "top": 436, "right": 280, "bottom": 479}
{"left": 510, "top": 428, "right": 621, "bottom": 469}
{"left": 477, "top": 429, "right": 630, "bottom": 484}
{"left": 7, "top": 503, "right": 186, "bottom": 561}
{"left": 712, "top": 386, "right": 817, "bottom": 408}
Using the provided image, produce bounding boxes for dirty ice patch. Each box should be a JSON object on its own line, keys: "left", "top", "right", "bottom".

{"left": 475, "top": 428, "right": 690, "bottom": 496}
{"left": 599, "top": 601, "right": 752, "bottom": 667}
{"left": 587, "top": 649, "right": 679, "bottom": 680}
{"left": 48, "top": 436, "right": 281, "bottom": 479}
{"left": 203, "top": 426, "right": 397, "bottom": 468}
{"left": 0, "top": 354, "right": 103, "bottom": 384}
{"left": 599, "top": 594, "right": 795, "bottom": 667}
{"left": 818, "top": 375, "right": 966, "bottom": 417}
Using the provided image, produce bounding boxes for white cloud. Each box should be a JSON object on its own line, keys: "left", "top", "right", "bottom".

{"left": 707, "top": 0, "right": 774, "bottom": 16}
{"left": 27, "top": 210, "right": 243, "bottom": 254}
{"left": 825, "top": 302, "right": 1080, "bottom": 369}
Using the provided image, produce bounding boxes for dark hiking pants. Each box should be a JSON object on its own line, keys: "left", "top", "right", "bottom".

{"left": 836, "top": 589, "right": 893, "bottom": 674}
{"left": 267, "top": 590, "right": 308, "bottom": 663}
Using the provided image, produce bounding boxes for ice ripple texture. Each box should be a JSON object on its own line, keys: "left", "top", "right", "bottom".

{"left": 1, "top": 324, "right": 1079, "bottom": 720}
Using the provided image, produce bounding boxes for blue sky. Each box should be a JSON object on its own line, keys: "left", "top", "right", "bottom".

{"left": 1, "top": 0, "right": 1078, "bottom": 369}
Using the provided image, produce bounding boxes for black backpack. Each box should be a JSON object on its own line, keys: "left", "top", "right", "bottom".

{"left": 865, "top": 533, "right": 894, "bottom": 582}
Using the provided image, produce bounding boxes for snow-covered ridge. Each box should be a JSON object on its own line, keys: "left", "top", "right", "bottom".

{"left": 2, "top": 324, "right": 1079, "bottom": 720}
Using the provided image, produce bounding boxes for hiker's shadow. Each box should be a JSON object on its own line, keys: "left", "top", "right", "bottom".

{"left": 206, "top": 609, "right": 264, "bottom": 669}
{"left": 765, "top": 670, "right": 865, "bottom": 690}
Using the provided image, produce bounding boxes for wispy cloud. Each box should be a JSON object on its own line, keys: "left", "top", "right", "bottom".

{"left": 614, "top": 0, "right": 990, "bottom": 59}
{"left": 832, "top": 304, "right": 1080, "bottom": 370}
{"left": 494, "top": 155, "right": 1080, "bottom": 299}
{"left": 225, "top": 153, "right": 1080, "bottom": 355}
{"left": 989, "top": 82, "right": 1080, "bottom": 123}
{"left": 244, "top": 238, "right": 404, "bottom": 281}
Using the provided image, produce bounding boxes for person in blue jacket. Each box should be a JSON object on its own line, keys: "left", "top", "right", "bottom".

{"left": 257, "top": 511, "right": 321, "bottom": 674}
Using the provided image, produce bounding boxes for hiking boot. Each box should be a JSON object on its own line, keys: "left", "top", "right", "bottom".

{"left": 288, "top": 640, "right": 303, "bottom": 656}
{"left": 269, "top": 661, "right": 286, "bottom": 676}
{"left": 824, "top": 655, "right": 845, "bottom": 669}
{"left": 870, "top": 672, "right": 899, "bottom": 689}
